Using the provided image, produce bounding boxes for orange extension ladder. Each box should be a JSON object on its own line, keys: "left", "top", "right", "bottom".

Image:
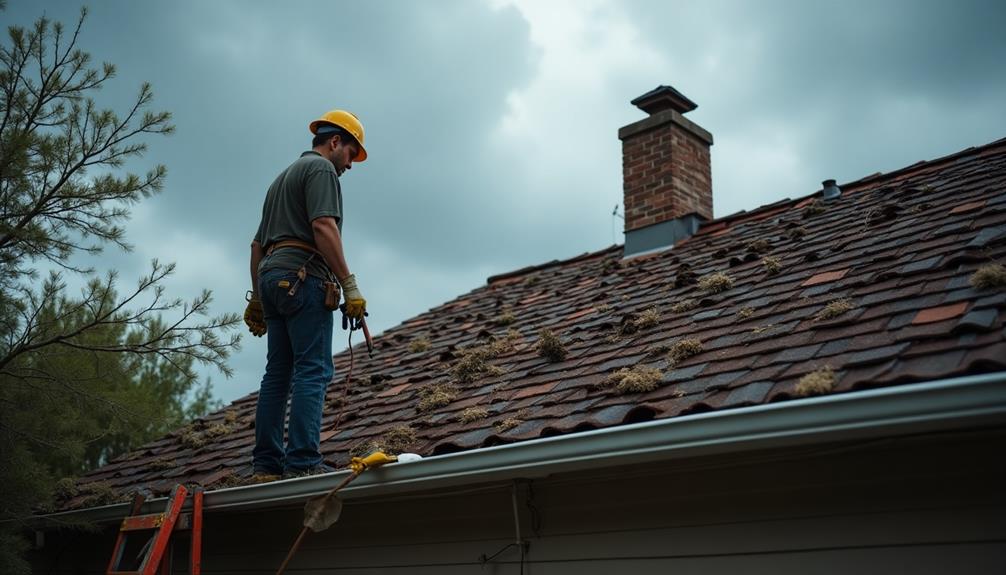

{"left": 106, "top": 484, "right": 203, "bottom": 575}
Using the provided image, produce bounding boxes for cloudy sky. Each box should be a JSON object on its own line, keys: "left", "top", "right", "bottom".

{"left": 7, "top": 0, "right": 1006, "bottom": 404}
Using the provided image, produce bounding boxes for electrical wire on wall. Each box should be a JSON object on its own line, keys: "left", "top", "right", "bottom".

{"left": 478, "top": 480, "right": 531, "bottom": 573}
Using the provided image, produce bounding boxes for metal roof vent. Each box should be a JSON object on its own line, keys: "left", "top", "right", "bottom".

{"left": 822, "top": 179, "right": 842, "bottom": 201}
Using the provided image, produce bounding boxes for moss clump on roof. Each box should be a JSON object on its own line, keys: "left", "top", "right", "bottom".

{"left": 594, "top": 303, "right": 612, "bottom": 314}
{"left": 524, "top": 274, "right": 541, "bottom": 287}
{"left": 787, "top": 226, "right": 808, "bottom": 240}
{"left": 380, "top": 425, "right": 418, "bottom": 454}
{"left": 350, "top": 425, "right": 418, "bottom": 459}
{"left": 495, "top": 410, "right": 528, "bottom": 433}
{"left": 606, "top": 365, "right": 663, "bottom": 394}
{"left": 204, "top": 423, "right": 233, "bottom": 439}
{"left": 78, "top": 481, "right": 128, "bottom": 508}
{"left": 747, "top": 239, "right": 771, "bottom": 254}
{"left": 53, "top": 477, "right": 79, "bottom": 502}
{"left": 148, "top": 458, "right": 175, "bottom": 472}
{"left": 752, "top": 324, "right": 774, "bottom": 334}
{"left": 408, "top": 336, "right": 431, "bottom": 353}
{"left": 737, "top": 307, "right": 755, "bottom": 319}
{"left": 458, "top": 406, "right": 489, "bottom": 423}
{"left": 698, "top": 272, "right": 733, "bottom": 294}
{"left": 349, "top": 439, "right": 383, "bottom": 459}
{"left": 670, "top": 299, "right": 698, "bottom": 314}
{"left": 451, "top": 333, "right": 516, "bottom": 383}
{"left": 179, "top": 427, "right": 207, "bottom": 449}
{"left": 633, "top": 307, "right": 661, "bottom": 330}
{"left": 211, "top": 471, "right": 252, "bottom": 489}
{"left": 494, "top": 310, "right": 516, "bottom": 326}
{"left": 536, "top": 328, "right": 568, "bottom": 362}
{"left": 417, "top": 382, "right": 459, "bottom": 412}
{"left": 762, "top": 256, "right": 782, "bottom": 275}
{"left": 667, "top": 338, "right": 703, "bottom": 367}
{"left": 970, "top": 264, "right": 1006, "bottom": 290}
{"left": 815, "top": 298, "right": 855, "bottom": 321}
{"left": 795, "top": 366, "right": 836, "bottom": 397}
{"left": 803, "top": 199, "right": 826, "bottom": 218}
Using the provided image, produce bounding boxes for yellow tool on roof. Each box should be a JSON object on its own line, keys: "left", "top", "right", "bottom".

{"left": 275, "top": 451, "right": 421, "bottom": 574}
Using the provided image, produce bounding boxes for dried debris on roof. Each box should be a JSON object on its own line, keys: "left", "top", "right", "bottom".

{"left": 747, "top": 239, "right": 771, "bottom": 254}
{"left": 450, "top": 332, "right": 519, "bottom": 383}
{"left": 667, "top": 338, "right": 703, "bottom": 367}
{"left": 970, "top": 264, "right": 1006, "bottom": 290}
{"left": 536, "top": 328, "right": 568, "bottom": 362}
{"left": 698, "top": 272, "right": 733, "bottom": 294}
{"left": 795, "top": 367, "right": 836, "bottom": 397}
{"left": 815, "top": 298, "right": 855, "bottom": 321}
{"left": 605, "top": 365, "right": 663, "bottom": 394}
{"left": 417, "top": 382, "right": 459, "bottom": 411}
{"left": 787, "top": 226, "right": 808, "bottom": 240}
{"left": 458, "top": 406, "right": 489, "bottom": 423}
{"left": 633, "top": 307, "right": 661, "bottom": 330}
{"left": 803, "top": 199, "right": 826, "bottom": 218}
{"left": 495, "top": 410, "right": 528, "bottom": 433}
{"left": 494, "top": 310, "right": 517, "bottom": 326}
{"left": 762, "top": 256, "right": 782, "bottom": 275}
{"left": 737, "top": 307, "right": 755, "bottom": 319}
{"left": 408, "top": 336, "right": 431, "bottom": 353}
{"left": 351, "top": 425, "right": 418, "bottom": 458}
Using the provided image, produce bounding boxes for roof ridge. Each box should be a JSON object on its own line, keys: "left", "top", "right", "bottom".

{"left": 486, "top": 245, "right": 621, "bottom": 285}
{"left": 696, "top": 135, "right": 1006, "bottom": 233}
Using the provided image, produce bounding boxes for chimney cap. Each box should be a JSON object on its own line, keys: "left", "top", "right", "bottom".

{"left": 631, "top": 85, "right": 698, "bottom": 116}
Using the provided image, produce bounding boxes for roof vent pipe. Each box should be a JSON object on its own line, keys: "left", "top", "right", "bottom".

{"left": 822, "top": 179, "right": 842, "bottom": 200}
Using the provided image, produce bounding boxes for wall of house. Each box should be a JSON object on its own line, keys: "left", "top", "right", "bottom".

{"left": 33, "top": 426, "right": 1006, "bottom": 574}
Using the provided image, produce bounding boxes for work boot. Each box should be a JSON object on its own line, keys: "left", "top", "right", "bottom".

{"left": 282, "top": 463, "right": 336, "bottom": 480}
{"left": 249, "top": 467, "right": 282, "bottom": 484}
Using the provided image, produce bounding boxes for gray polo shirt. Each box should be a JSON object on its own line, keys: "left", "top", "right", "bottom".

{"left": 254, "top": 151, "right": 343, "bottom": 279}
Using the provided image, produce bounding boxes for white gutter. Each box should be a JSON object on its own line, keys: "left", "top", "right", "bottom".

{"left": 33, "top": 372, "right": 1006, "bottom": 525}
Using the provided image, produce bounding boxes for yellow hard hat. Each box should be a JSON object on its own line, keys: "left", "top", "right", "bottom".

{"left": 309, "top": 109, "right": 367, "bottom": 162}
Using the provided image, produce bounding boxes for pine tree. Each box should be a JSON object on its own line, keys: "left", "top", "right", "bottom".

{"left": 0, "top": 7, "right": 240, "bottom": 571}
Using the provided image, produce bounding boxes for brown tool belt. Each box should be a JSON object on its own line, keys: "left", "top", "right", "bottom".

{"left": 265, "top": 239, "right": 322, "bottom": 257}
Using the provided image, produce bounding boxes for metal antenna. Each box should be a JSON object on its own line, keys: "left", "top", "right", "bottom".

{"left": 611, "top": 204, "right": 623, "bottom": 245}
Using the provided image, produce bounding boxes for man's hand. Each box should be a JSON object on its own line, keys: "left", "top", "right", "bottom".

{"left": 244, "top": 292, "right": 267, "bottom": 337}
{"left": 339, "top": 274, "right": 367, "bottom": 321}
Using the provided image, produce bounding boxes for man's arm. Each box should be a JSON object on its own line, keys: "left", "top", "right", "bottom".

{"left": 244, "top": 239, "right": 268, "bottom": 336}
{"left": 311, "top": 216, "right": 351, "bottom": 281}
{"left": 250, "top": 239, "right": 265, "bottom": 295}
{"left": 313, "top": 216, "right": 366, "bottom": 321}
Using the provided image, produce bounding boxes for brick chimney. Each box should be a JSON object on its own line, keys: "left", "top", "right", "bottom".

{"left": 620, "top": 85, "right": 713, "bottom": 256}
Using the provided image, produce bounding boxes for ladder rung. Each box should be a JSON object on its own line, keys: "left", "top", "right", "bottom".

{"left": 119, "top": 513, "right": 166, "bottom": 531}
{"left": 119, "top": 511, "right": 193, "bottom": 532}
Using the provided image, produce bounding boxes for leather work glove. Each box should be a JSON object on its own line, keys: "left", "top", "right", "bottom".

{"left": 244, "top": 292, "right": 267, "bottom": 337}
{"left": 338, "top": 274, "right": 367, "bottom": 326}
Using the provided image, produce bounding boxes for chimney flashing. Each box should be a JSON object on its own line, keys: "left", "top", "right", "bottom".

{"left": 623, "top": 214, "right": 705, "bottom": 258}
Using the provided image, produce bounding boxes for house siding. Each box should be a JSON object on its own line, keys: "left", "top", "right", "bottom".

{"left": 33, "top": 427, "right": 1006, "bottom": 574}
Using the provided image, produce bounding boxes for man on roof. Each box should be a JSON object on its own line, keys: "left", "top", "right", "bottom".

{"left": 243, "top": 109, "right": 369, "bottom": 479}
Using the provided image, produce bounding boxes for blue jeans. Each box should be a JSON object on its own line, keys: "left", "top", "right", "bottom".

{"left": 252, "top": 268, "right": 334, "bottom": 474}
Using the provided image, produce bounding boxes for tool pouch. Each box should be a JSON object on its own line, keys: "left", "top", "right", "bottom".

{"left": 323, "top": 281, "right": 341, "bottom": 311}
